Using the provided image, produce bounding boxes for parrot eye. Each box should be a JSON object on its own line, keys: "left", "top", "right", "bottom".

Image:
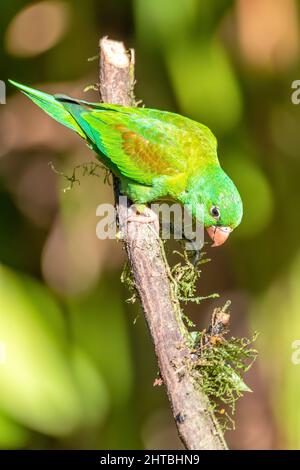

{"left": 210, "top": 206, "right": 221, "bottom": 219}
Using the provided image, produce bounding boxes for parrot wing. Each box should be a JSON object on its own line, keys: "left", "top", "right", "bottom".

{"left": 59, "top": 101, "right": 192, "bottom": 185}
{"left": 59, "top": 101, "right": 219, "bottom": 186}
{"left": 10, "top": 81, "right": 219, "bottom": 186}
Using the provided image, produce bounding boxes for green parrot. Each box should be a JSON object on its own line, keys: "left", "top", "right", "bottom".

{"left": 9, "top": 80, "right": 243, "bottom": 246}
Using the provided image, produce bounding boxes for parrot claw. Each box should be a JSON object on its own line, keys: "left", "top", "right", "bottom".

{"left": 191, "top": 250, "right": 201, "bottom": 266}
{"left": 182, "top": 237, "right": 202, "bottom": 266}
{"left": 126, "top": 204, "right": 159, "bottom": 233}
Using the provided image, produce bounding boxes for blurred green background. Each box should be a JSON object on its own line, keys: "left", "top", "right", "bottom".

{"left": 1, "top": 0, "right": 300, "bottom": 450}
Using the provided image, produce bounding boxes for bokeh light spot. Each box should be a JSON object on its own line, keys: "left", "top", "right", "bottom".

{"left": 5, "top": 1, "right": 70, "bottom": 58}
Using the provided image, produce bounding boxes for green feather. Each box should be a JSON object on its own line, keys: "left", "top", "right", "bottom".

{"left": 9, "top": 81, "right": 243, "bottom": 231}
{"left": 8, "top": 80, "right": 85, "bottom": 138}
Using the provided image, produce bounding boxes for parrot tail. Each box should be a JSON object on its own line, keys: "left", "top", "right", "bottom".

{"left": 9, "top": 80, "right": 87, "bottom": 138}
{"left": 9, "top": 81, "right": 126, "bottom": 174}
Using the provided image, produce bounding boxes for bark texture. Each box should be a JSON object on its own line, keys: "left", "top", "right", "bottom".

{"left": 99, "top": 36, "right": 227, "bottom": 450}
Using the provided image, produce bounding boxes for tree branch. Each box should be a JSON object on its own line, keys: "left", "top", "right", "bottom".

{"left": 98, "top": 36, "right": 227, "bottom": 450}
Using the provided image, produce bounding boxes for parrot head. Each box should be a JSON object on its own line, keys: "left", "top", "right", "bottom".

{"left": 188, "top": 167, "right": 243, "bottom": 247}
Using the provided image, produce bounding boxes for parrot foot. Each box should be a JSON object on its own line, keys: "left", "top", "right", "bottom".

{"left": 126, "top": 204, "right": 159, "bottom": 233}
{"left": 191, "top": 250, "right": 201, "bottom": 266}
{"left": 182, "top": 237, "right": 202, "bottom": 266}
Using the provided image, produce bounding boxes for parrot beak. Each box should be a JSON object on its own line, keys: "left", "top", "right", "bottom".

{"left": 206, "top": 226, "right": 232, "bottom": 247}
